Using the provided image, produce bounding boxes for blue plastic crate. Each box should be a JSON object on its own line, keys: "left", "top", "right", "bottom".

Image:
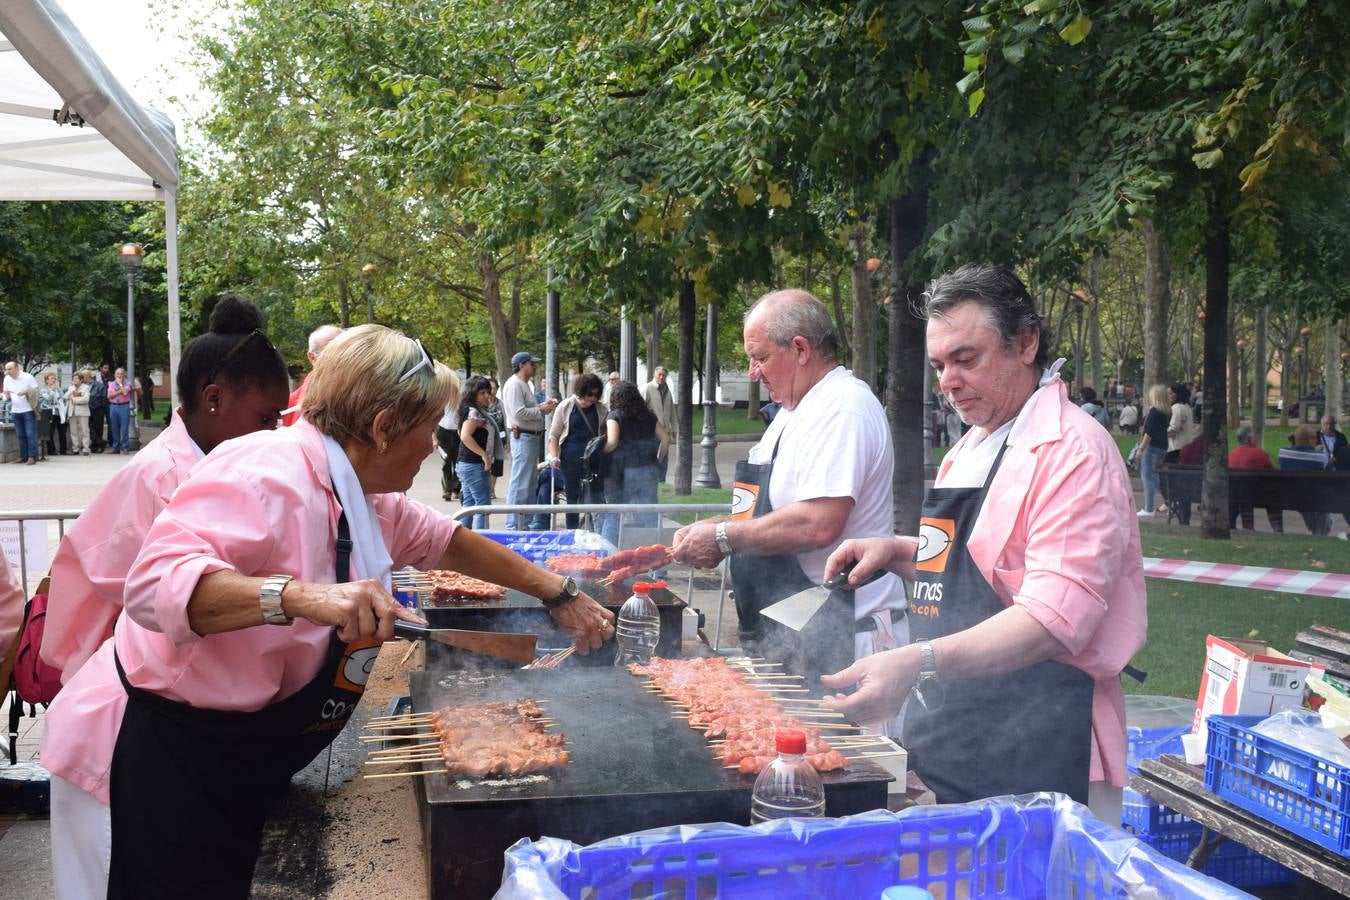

{"left": 476, "top": 529, "right": 615, "bottom": 566}
{"left": 1126, "top": 724, "right": 1190, "bottom": 776}
{"left": 1205, "top": 714, "right": 1350, "bottom": 857}
{"left": 499, "top": 797, "right": 1247, "bottom": 899}
{"left": 1122, "top": 787, "right": 1204, "bottom": 836}
{"left": 1131, "top": 826, "right": 1298, "bottom": 890}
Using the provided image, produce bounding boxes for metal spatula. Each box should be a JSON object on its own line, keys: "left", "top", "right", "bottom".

{"left": 393, "top": 622, "right": 538, "bottom": 664}
{"left": 759, "top": 564, "right": 888, "bottom": 632}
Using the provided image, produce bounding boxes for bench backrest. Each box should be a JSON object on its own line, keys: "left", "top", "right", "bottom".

{"left": 1158, "top": 464, "right": 1350, "bottom": 512}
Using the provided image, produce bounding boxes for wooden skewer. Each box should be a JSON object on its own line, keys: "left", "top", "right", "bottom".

{"left": 363, "top": 768, "right": 446, "bottom": 780}
{"left": 365, "top": 755, "right": 444, "bottom": 766}
{"left": 368, "top": 740, "right": 441, "bottom": 752}
{"left": 844, "top": 751, "right": 902, "bottom": 758}
{"left": 359, "top": 734, "right": 437, "bottom": 744}
{"left": 365, "top": 714, "right": 433, "bottom": 725}
{"left": 745, "top": 674, "right": 805, "bottom": 680}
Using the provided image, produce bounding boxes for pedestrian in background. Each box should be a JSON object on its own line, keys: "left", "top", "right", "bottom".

{"left": 88, "top": 365, "right": 109, "bottom": 453}
{"left": 456, "top": 375, "right": 498, "bottom": 529}
{"left": 601, "top": 380, "right": 668, "bottom": 546}
{"left": 39, "top": 370, "right": 69, "bottom": 458}
{"left": 548, "top": 373, "right": 607, "bottom": 529}
{"left": 1135, "top": 384, "right": 1169, "bottom": 518}
{"left": 66, "top": 371, "right": 92, "bottom": 455}
{"left": 642, "top": 366, "right": 677, "bottom": 482}
{"left": 501, "top": 352, "right": 557, "bottom": 529}
{"left": 436, "top": 401, "right": 461, "bottom": 501}
{"left": 2, "top": 361, "right": 40, "bottom": 464}
{"left": 106, "top": 367, "right": 134, "bottom": 454}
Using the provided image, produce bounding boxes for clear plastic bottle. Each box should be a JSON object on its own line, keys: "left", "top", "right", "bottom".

{"left": 613, "top": 581, "right": 661, "bottom": 665}
{"left": 750, "top": 730, "right": 826, "bottom": 823}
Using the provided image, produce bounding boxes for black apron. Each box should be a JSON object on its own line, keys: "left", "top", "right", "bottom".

{"left": 727, "top": 438, "right": 856, "bottom": 685}
{"left": 107, "top": 511, "right": 379, "bottom": 899}
{"left": 903, "top": 440, "right": 1095, "bottom": 805}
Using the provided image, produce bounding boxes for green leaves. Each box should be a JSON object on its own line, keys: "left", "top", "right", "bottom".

{"left": 1058, "top": 13, "right": 1092, "bottom": 46}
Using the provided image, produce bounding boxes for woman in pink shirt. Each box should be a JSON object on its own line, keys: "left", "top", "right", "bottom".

{"left": 42, "top": 296, "right": 292, "bottom": 899}
{"left": 44, "top": 324, "right": 614, "bottom": 899}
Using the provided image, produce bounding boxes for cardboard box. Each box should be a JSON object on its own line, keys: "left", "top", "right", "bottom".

{"left": 1193, "top": 636, "right": 1313, "bottom": 737}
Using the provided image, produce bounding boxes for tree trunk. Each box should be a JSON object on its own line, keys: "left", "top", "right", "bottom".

{"left": 1252, "top": 307, "right": 1267, "bottom": 445}
{"left": 850, "top": 232, "right": 876, "bottom": 389}
{"left": 479, "top": 252, "right": 513, "bottom": 383}
{"left": 1199, "top": 200, "right": 1230, "bottom": 540}
{"left": 1227, "top": 300, "right": 1240, "bottom": 428}
{"left": 336, "top": 276, "right": 351, "bottom": 328}
{"left": 509, "top": 258, "right": 522, "bottom": 337}
{"left": 1089, "top": 297, "right": 1102, "bottom": 392}
{"left": 674, "top": 278, "right": 697, "bottom": 495}
{"left": 1141, "top": 217, "right": 1170, "bottom": 393}
{"left": 1325, "top": 323, "right": 1342, "bottom": 425}
{"left": 889, "top": 189, "right": 929, "bottom": 534}
{"left": 829, "top": 270, "right": 852, "bottom": 369}
{"left": 746, "top": 379, "right": 761, "bottom": 420}
{"left": 460, "top": 338, "right": 473, "bottom": 377}
{"left": 643, "top": 306, "right": 662, "bottom": 374}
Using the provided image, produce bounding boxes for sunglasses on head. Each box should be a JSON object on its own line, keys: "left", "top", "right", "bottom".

{"left": 398, "top": 338, "right": 436, "bottom": 383}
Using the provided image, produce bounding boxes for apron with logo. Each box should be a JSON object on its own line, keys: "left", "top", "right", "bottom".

{"left": 107, "top": 510, "right": 379, "bottom": 899}
{"left": 727, "top": 438, "right": 855, "bottom": 685}
{"left": 904, "top": 441, "right": 1094, "bottom": 805}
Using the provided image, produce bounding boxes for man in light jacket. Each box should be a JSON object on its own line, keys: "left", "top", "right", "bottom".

{"left": 641, "top": 367, "right": 677, "bottom": 482}
{"left": 501, "top": 351, "right": 558, "bottom": 529}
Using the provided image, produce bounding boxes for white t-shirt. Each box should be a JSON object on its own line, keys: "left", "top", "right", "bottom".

{"left": 747, "top": 365, "right": 904, "bottom": 620}
{"left": 3, "top": 371, "right": 38, "bottom": 414}
{"left": 438, "top": 404, "right": 459, "bottom": 431}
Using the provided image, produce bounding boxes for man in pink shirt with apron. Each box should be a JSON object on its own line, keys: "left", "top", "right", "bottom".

{"left": 821, "top": 265, "right": 1146, "bottom": 825}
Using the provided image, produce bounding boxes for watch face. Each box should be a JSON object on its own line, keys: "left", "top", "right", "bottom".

{"left": 563, "top": 576, "right": 579, "bottom": 597}
{"left": 914, "top": 677, "right": 945, "bottom": 712}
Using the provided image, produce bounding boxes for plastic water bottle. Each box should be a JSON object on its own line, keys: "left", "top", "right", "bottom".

{"left": 880, "top": 888, "right": 934, "bottom": 900}
{"left": 614, "top": 581, "right": 661, "bottom": 665}
{"left": 750, "top": 730, "right": 826, "bottom": 823}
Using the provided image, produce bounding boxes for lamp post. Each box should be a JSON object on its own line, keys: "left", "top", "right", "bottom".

{"left": 361, "top": 262, "right": 380, "bottom": 323}
{"left": 695, "top": 301, "right": 721, "bottom": 489}
{"left": 117, "top": 242, "right": 144, "bottom": 451}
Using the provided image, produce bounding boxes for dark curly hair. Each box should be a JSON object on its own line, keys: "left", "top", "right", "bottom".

{"left": 177, "top": 295, "right": 287, "bottom": 413}
{"left": 572, "top": 372, "right": 603, "bottom": 398}
{"left": 607, "top": 380, "right": 656, "bottom": 428}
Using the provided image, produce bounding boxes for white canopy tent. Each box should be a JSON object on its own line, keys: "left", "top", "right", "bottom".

{"left": 0, "top": 0, "right": 181, "bottom": 405}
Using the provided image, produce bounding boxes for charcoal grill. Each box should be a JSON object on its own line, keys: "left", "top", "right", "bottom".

{"left": 408, "top": 668, "right": 891, "bottom": 899}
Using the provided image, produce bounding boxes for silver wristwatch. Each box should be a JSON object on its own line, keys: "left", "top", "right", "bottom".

{"left": 714, "top": 522, "right": 734, "bottom": 557}
{"left": 912, "top": 641, "right": 945, "bottom": 711}
{"left": 260, "top": 574, "right": 295, "bottom": 625}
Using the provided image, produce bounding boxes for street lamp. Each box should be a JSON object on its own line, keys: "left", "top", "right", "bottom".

{"left": 361, "top": 262, "right": 380, "bottom": 323}
{"left": 117, "top": 242, "right": 144, "bottom": 451}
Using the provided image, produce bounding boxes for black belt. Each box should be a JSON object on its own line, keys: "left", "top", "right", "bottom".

{"left": 516, "top": 429, "right": 543, "bottom": 435}
{"left": 854, "top": 608, "right": 907, "bottom": 632}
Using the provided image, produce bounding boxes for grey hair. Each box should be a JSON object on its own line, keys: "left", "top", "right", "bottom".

{"left": 744, "top": 289, "right": 838, "bottom": 360}
{"left": 307, "top": 324, "right": 342, "bottom": 356}
{"left": 654, "top": 366, "right": 667, "bottom": 377}
{"left": 1236, "top": 425, "right": 1255, "bottom": 446}
{"left": 921, "top": 264, "right": 1051, "bottom": 369}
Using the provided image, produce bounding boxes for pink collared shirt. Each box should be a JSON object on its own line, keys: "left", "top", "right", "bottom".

{"left": 41, "top": 411, "right": 202, "bottom": 683}
{"left": 938, "top": 378, "right": 1147, "bottom": 787}
{"left": 41, "top": 420, "right": 458, "bottom": 802}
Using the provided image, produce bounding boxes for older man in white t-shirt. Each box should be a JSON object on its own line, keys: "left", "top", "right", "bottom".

{"left": 672, "top": 290, "right": 907, "bottom": 731}
{"left": 3, "top": 361, "right": 41, "bottom": 465}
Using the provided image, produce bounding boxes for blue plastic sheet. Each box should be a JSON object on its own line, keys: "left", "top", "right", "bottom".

{"left": 494, "top": 793, "right": 1248, "bottom": 899}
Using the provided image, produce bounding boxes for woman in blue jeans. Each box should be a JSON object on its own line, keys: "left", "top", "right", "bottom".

{"left": 1136, "top": 383, "right": 1171, "bottom": 517}
{"left": 455, "top": 376, "right": 498, "bottom": 529}
{"left": 600, "top": 381, "right": 669, "bottom": 546}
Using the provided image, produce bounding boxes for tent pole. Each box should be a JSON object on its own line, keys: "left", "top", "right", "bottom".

{"left": 165, "top": 191, "right": 181, "bottom": 411}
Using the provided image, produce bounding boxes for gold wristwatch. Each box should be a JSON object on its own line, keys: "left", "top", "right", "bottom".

{"left": 260, "top": 575, "right": 295, "bottom": 625}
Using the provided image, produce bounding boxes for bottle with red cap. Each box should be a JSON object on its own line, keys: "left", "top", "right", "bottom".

{"left": 750, "top": 729, "right": 826, "bottom": 823}
{"left": 613, "top": 581, "right": 661, "bottom": 665}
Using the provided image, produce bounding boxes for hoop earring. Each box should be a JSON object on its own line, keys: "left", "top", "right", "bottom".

{"left": 380, "top": 440, "right": 388, "bottom": 453}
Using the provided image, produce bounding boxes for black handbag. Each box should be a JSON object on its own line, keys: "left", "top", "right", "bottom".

{"left": 581, "top": 434, "right": 609, "bottom": 484}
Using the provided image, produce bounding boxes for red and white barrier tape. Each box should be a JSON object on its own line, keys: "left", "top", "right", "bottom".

{"left": 1142, "top": 557, "right": 1350, "bottom": 599}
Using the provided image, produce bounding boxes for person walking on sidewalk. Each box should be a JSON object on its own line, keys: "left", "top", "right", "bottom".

{"left": 501, "top": 351, "right": 557, "bottom": 529}
{"left": 106, "top": 367, "right": 135, "bottom": 454}
{"left": 66, "top": 371, "right": 93, "bottom": 455}
{"left": 3, "top": 361, "right": 40, "bottom": 464}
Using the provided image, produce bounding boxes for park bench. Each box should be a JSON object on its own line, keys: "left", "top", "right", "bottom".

{"left": 1156, "top": 464, "right": 1350, "bottom": 531}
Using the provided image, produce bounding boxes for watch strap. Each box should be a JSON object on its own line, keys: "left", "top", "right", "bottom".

{"left": 918, "top": 641, "right": 938, "bottom": 677}
{"left": 714, "top": 522, "right": 733, "bottom": 556}
{"left": 542, "top": 576, "right": 578, "bottom": 610}
{"left": 260, "top": 574, "right": 295, "bottom": 625}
